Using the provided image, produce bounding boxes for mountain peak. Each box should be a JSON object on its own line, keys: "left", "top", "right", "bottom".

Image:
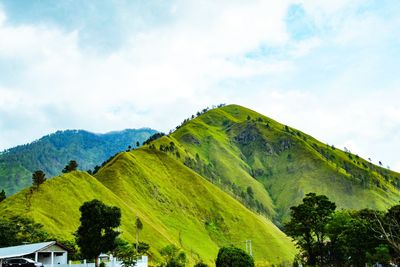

{"left": 1, "top": 105, "right": 399, "bottom": 265}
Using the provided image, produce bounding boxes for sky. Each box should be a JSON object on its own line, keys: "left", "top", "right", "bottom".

{"left": 0, "top": 0, "right": 399, "bottom": 171}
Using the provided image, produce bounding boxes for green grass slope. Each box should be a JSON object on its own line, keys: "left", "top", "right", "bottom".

{"left": 0, "top": 128, "right": 156, "bottom": 195}
{"left": 147, "top": 104, "right": 400, "bottom": 224}
{"left": 0, "top": 150, "right": 297, "bottom": 266}
{"left": 1, "top": 103, "right": 398, "bottom": 266}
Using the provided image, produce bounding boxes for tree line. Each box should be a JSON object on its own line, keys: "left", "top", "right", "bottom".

{"left": 285, "top": 192, "right": 400, "bottom": 266}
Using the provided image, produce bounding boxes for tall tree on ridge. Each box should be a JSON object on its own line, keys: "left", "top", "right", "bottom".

{"left": 63, "top": 160, "right": 78, "bottom": 173}
{"left": 32, "top": 170, "right": 46, "bottom": 188}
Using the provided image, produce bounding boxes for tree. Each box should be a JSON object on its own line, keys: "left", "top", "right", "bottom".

{"left": 159, "top": 244, "right": 187, "bottom": 267}
{"left": 136, "top": 242, "right": 150, "bottom": 255}
{"left": 215, "top": 246, "right": 254, "bottom": 267}
{"left": 135, "top": 216, "right": 143, "bottom": 252}
{"left": 326, "top": 209, "right": 382, "bottom": 266}
{"left": 0, "top": 218, "right": 19, "bottom": 248}
{"left": 0, "top": 189, "right": 6, "bottom": 202}
{"left": 114, "top": 239, "right": 139, "bottom": 267}
{"left": 63, "top": 160, "right": 78, "bottom": 173}
{"left": 284, "top": 193, "right": 336, "bottom": 266}
{"left": 114, "top": 240, "right": 149, "bottom": 267}
{"left": 0, "top": 216, "right": 50, "bottom": 248}
{"left": 367, "top": 244, "right": 391, "bottom": 266}
{"left": 374, "top": 204, "right": 400, "bottom": 257}
{"left": 136, "top": 141, "right": 140, "bottom": 147}
{"left": 32, "top": 170, "right": 46, "bottom": 188}
{"left": 284, "top": 125, "right": 290, "bottom": 132}
{"left": 246, "top": 186, "right": 254, "bottom": 199}
{"left": 75, "top": 199, "right": 121, "bottom": 267}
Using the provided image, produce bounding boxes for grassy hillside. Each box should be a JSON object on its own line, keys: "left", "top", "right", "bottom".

{"left": 148, "top": 104, "right": 400, "bottom": 224}
{"left": 0, "top": 151, "right": 297, "bottom": 266}
{"left": 0, "top": 128, "right": 156, "bottom": 195}
{"left": 1, "top": 103, "right": 399, "bottom": 266}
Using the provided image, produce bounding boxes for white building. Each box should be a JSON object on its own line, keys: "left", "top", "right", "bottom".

{"left": 0, "top": 241, "right": 69, "bottom": 267}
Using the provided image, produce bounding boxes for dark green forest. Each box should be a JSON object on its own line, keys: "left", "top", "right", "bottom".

{"left": 0, "top": 128, "right": 156, "bottom": 195}
{"left": 286, "top": 193, "right": 400, "bottom": 266}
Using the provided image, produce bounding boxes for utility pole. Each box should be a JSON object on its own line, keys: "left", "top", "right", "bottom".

{"left": 245, "top": 240, "right": 253, "bottom": 256}
{"left": 249, "top": 240, "right": 252, "bottom": 256}
{"left": 228, "top": 239, "right": 253, "bottom": 256}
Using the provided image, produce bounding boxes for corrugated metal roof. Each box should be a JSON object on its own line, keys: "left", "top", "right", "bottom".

{"left": 0, "top": 241, "right": 56, "bottom": 259}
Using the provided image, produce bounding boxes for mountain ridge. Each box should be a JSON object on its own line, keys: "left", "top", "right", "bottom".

{"left": 151, "top": 104, "right": 400, "bottom": 222}
{"left": 0, "top": 128, "right": 157, "bottom": 195}
{"left": 1, "top": 104, "right": 399, "bottom": 266}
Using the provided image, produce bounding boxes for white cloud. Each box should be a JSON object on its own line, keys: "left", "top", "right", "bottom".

{"left": 0, "top": 2, "right": 294, "bottom": 148}
{"left": 235, "top": 88, "right": 400, "bottom": 172}
{"left": 0, "top": 1, "right": 399, "bottom": 173}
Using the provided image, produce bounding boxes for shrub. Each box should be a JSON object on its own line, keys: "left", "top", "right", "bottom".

{"left": 216, "top": 246, "right": 254, "bottom": 267}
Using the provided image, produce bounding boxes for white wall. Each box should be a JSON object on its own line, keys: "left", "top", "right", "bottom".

{"left": 40, "top": 252, "right": 68, "bottom": 266}
{"left": 59, "top": 256, "right": 148, "bottom": 267}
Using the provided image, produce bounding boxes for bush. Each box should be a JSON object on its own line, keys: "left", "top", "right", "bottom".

{"left": 194, "top": 262, "right": 208, "bottom": 267}
{"left": 216, "top": 246, "right": 254, "bottom": 267}
{"left": 159, "top": 244, "right": 187, "bottom": 267}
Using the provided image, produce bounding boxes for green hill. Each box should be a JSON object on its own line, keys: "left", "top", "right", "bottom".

{"left": 1, "top": 104, "right": 399, "bottom": 266}
{"left": 0, "top": 128, "right": 156, "bottom": 195}
{"left": 161, "top": 104, "right": 400, "bottom": 224}
{"left": 0, "top": 151, "right": 297, "bottom": 266}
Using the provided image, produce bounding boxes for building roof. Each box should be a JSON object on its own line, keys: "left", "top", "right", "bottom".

{"left": 0, "top": 241, "right": 65, "bottom": 259}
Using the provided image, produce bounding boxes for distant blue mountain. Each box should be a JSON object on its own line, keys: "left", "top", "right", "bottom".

{"left": 0, "top": 128, "right": 157, "bottom": 195}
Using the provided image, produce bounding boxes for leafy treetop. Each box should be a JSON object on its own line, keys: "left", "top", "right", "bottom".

{"left": 32, "top": 170, "right": 46, "bottom": 187}
{"left": 215, "top": 246, "right": 254, "bottom": 267}
{"left": 75, "top": 199, "right": 121, "bottom": 267}
{"left": 63, "top": 160, "right": 78, "bottom": 173}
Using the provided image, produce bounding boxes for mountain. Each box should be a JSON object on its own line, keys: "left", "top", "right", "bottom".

{"left": 1, "top": 104, "right": 399, "bottom": 265}
{"left": 0, "top": 128, "right": 157, "bottom": 195}
{"left": 0, "top": 153, "right": 297, "bottom": 266}
{"left": 166, "top": 104, "right": 400, "bottom": 224}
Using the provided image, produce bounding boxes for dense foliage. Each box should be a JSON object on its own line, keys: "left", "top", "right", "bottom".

{"left": 142, "top": 132, "right": 165, "bottom": 145}
{"left": 114, "top": 239, "right": 150, "bottom": 267}
{"left": 75, "top": 199, "right": 121, "bottom": 267}
{"left": 215, "top": 246, "right": 254, "bottom": 267}
{"left": 0, "top": 216, "right": 50, "bottom": 248}
{"left": 285, "top": 193, "right": 336, "bottom": 266}
{"left": 159, "top": 244, "right": 187, "bottom": 267}
{"left": 286, "top": 193, "right": 400, "bottom": 266}
{"left": 0, "top": 128, "right": 157, "bottom": 195}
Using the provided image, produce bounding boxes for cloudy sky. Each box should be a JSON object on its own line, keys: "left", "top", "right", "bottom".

{"left": 0, "top": 0, "right": 399, "bottom": 171}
